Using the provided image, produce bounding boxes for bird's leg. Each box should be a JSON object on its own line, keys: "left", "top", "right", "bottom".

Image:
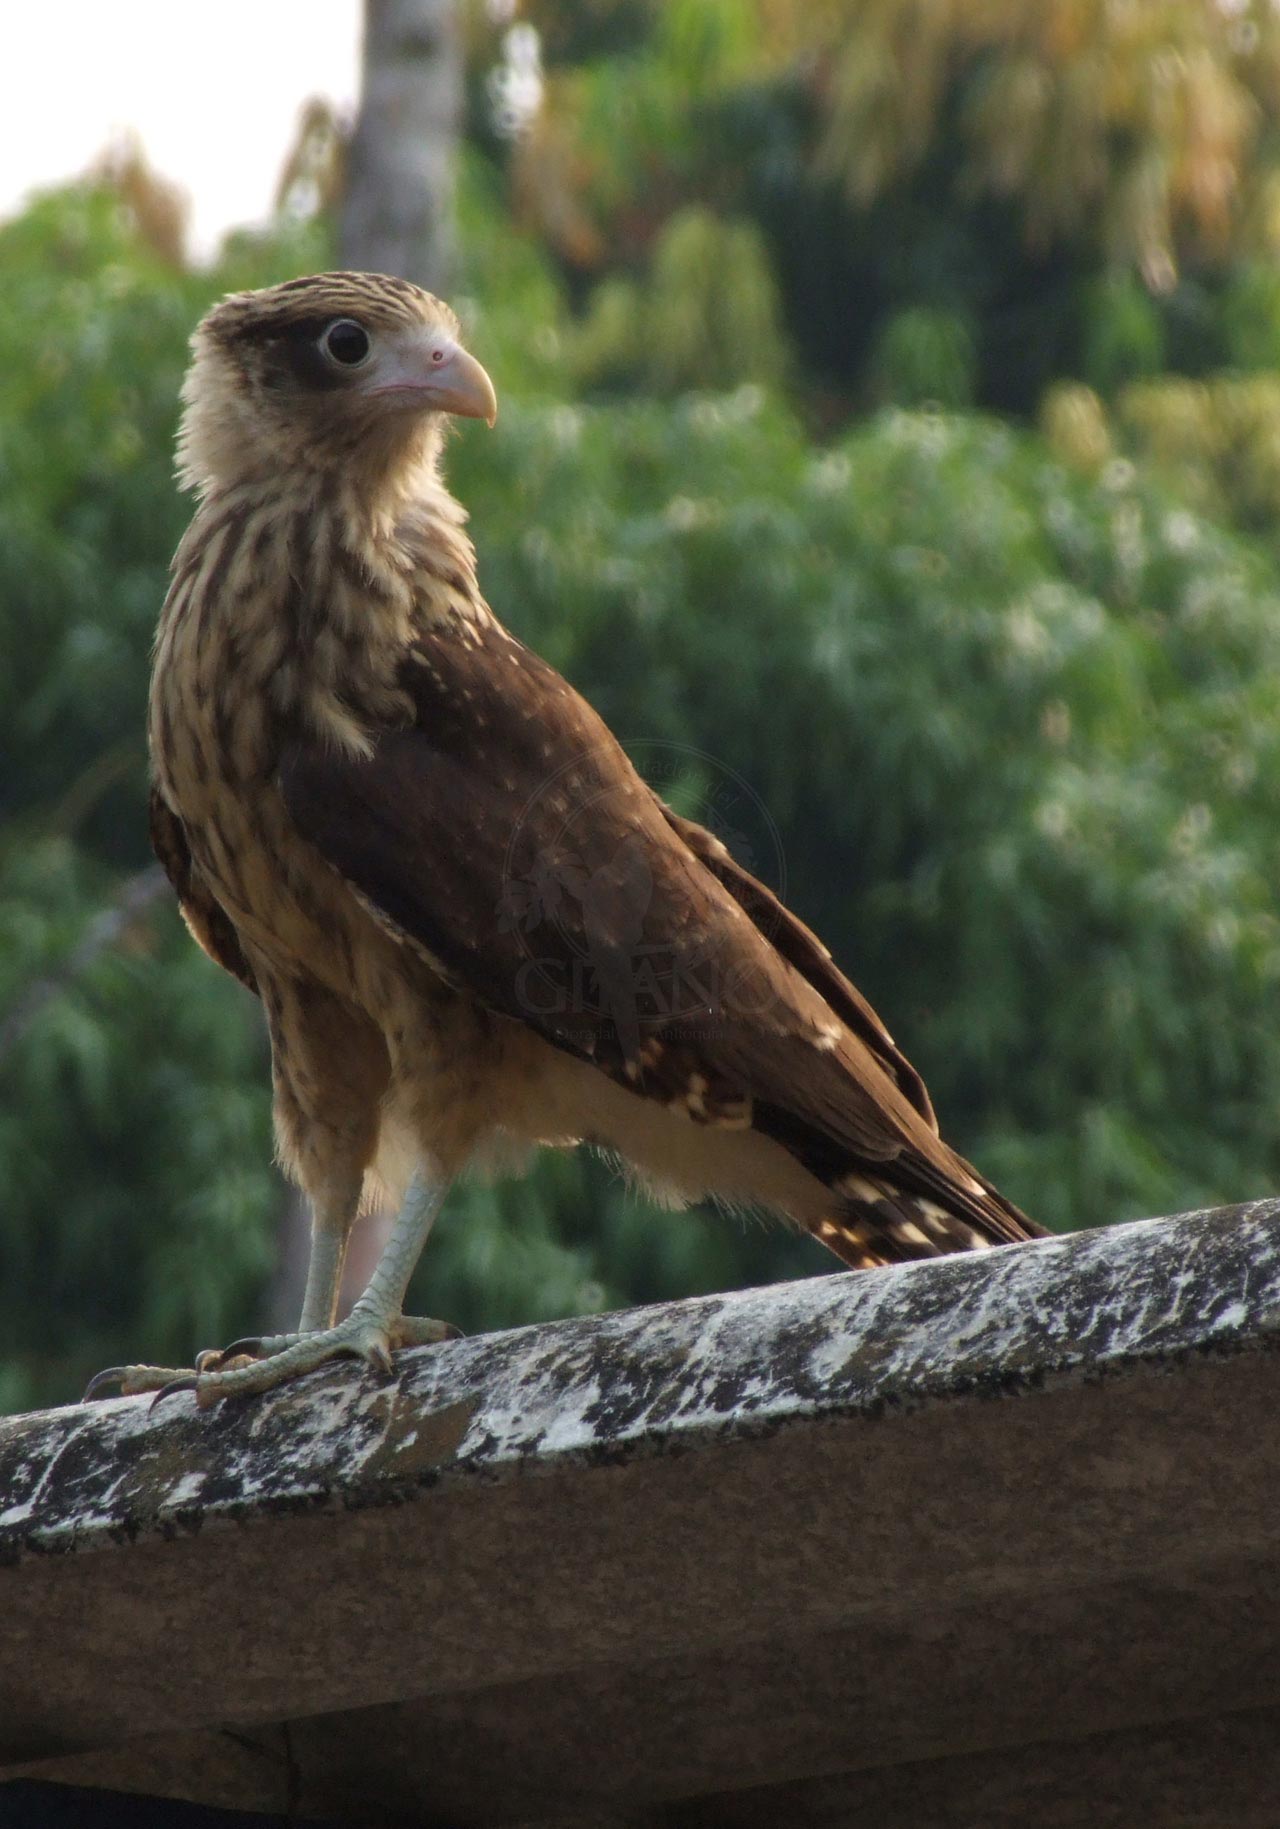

{"left": 84, "top": 1171, "right": 366, "bottom": 1400}
{"left": 151, "top": 1169, "right": 457, "bottom": 1407}
{"left": 185, "top": 1175, "right": 362, "bottom": 1371}
{"left": 298, "top": 1177, "right": 362, "bottom": 1333}
{"left": 83, "top": 992, "right": 463, "bottom": 1407}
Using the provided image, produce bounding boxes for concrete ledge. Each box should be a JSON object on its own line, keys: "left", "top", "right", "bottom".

{"left": 2, "top": 1201, "right": 1280, "bottom": 1824}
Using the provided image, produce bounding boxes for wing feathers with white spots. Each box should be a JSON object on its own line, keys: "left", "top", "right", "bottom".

{"left": 660, "top": 806, "right": 938, "bottom": 1130}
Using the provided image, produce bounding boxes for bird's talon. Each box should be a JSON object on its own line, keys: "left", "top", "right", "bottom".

{"left": 87, "top": 1314, "right": 457, "bottom": 1411}
{"left": 85, "top": 1363, "right": 198, "bottom": 1400}
{"left": 217, "top": 1336, "right": 265, "bottom": 1361}
{"left": 143, "top": 1317, "right": 398, "bottom": 1406}
{"left": 193, "top": 1343, "right": 262, "bottom": 1373}
{"left": 150, "top": 1377, "right": 199, "bottom": 1411}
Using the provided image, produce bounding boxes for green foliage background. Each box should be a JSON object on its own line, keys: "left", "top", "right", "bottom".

{"left": 6, "top": 1, "right": 1280, "bottom": 1411}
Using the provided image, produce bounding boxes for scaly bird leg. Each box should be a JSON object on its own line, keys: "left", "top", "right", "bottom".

{"left": 297, "top": 1191, "right": 356, "bottom": 1333}
{"left": 160, "top": 1170, "right": 456, "bottom": 1406}
{"left": 85, "top": 1172, "right": 457, "bottom": 1407}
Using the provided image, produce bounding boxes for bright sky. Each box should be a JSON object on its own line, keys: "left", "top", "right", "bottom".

{"left": 2, "top": 1, "right": 363, "bottom": 259}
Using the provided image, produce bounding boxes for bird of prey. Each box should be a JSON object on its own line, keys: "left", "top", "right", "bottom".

{"left": 91, "top": 271, "right": 1045, "bottom": 1406}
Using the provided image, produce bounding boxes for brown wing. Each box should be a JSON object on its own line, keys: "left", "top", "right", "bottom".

{"left": 659, "top": 806, "right": 938, "bottom": 1130}
{"left": 280, "top": 620, "right": 1042, "bottom": 1261}
{"left": 149, "top": 788, "right": 259, "bottom": 996}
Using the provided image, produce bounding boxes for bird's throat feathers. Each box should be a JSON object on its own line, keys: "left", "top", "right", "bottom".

{"left": 163, "top": 270, "right": 501, "bottom": 771}
{"left": 177, "top": 327, "right": 452, "bottom": 516}
{"left": 155, "top": 448, "right": 490, "bottom": 781}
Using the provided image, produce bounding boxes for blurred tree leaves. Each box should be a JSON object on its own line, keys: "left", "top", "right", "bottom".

{"left": 813, "top": 0, "right": 1276, "bottom": 284}
{"left": 1045, "top": 372, "right": 1280, "bottom": 536}
{"left": 870, "top": 306, "right": 978, "bottom": 408}
{"left": 573, "top": 206, "right": 786, "bottom": 392}
{"left": 506, "top": 0, "right": 1280, "bottom": 411}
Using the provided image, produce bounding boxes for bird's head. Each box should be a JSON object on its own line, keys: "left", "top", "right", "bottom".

{"left": 177, "top": 271, "right": 497, "bottom": 499}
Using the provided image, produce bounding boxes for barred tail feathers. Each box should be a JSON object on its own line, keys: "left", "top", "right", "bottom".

{"left": 810, "top": 1165, "right": 1046, "bottom": 1271}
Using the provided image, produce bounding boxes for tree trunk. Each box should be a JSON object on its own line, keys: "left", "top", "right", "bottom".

{"left": 340, "top": 0, "right": 462, "bottom": 291}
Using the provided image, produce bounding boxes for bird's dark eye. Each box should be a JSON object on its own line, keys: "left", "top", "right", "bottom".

{"left": 321, "top": 319, "right": 371, "bottom": 367}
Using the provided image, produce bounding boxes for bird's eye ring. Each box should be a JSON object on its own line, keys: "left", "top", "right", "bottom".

{"left": 321, "top": 319, "right": 372, "bottom": 368}
{"left": 431, "top": 347, "right": 447, "bottom": 364}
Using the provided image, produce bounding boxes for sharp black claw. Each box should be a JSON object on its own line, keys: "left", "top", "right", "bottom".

{"left": 150, "top": 1377, "right": 199, "bottom": 1412}
{"left": 443, "top": 1323, "right": 465, "bottom": 1341}
{"left": 83, "top": 1368, "right": 126, "bottom": 1402}
{"left": 218, "top": 1336, "right": 264, "bottom": 1360}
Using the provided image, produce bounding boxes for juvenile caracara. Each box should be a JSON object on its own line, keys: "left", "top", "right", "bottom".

{"left": 91, "top": 272, "right": 1044, "bottom": 1405}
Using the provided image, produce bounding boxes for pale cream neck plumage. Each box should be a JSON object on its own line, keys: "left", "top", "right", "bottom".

{"left": 176, "top": 334, "right": 452, "bottom": 522}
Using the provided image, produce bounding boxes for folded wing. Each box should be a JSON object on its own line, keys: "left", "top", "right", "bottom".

{"left": 279, "top": 619, "right": 1043, "bottom": 1264}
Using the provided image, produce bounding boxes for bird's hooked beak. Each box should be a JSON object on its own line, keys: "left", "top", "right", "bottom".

{"left": 372, "top": 333, "right": 498, "bottom": 427}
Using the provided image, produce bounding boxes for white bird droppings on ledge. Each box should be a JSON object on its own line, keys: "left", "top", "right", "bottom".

{"left": 2, "top": 1200, "right": 1280, "bottom": 1565}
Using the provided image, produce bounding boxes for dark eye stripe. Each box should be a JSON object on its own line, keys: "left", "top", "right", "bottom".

{"left": 256, "top": 322, "right": 352, "bottom": 393}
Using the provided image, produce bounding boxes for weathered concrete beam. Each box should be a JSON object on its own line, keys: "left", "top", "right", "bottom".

{"left": 3, "top": 1202, "right": 1280, "bottom": 1826}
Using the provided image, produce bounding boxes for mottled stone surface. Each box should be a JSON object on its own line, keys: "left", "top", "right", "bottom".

{"left": 3, "top": 1202, "right": 1280, "bottom": 1825}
